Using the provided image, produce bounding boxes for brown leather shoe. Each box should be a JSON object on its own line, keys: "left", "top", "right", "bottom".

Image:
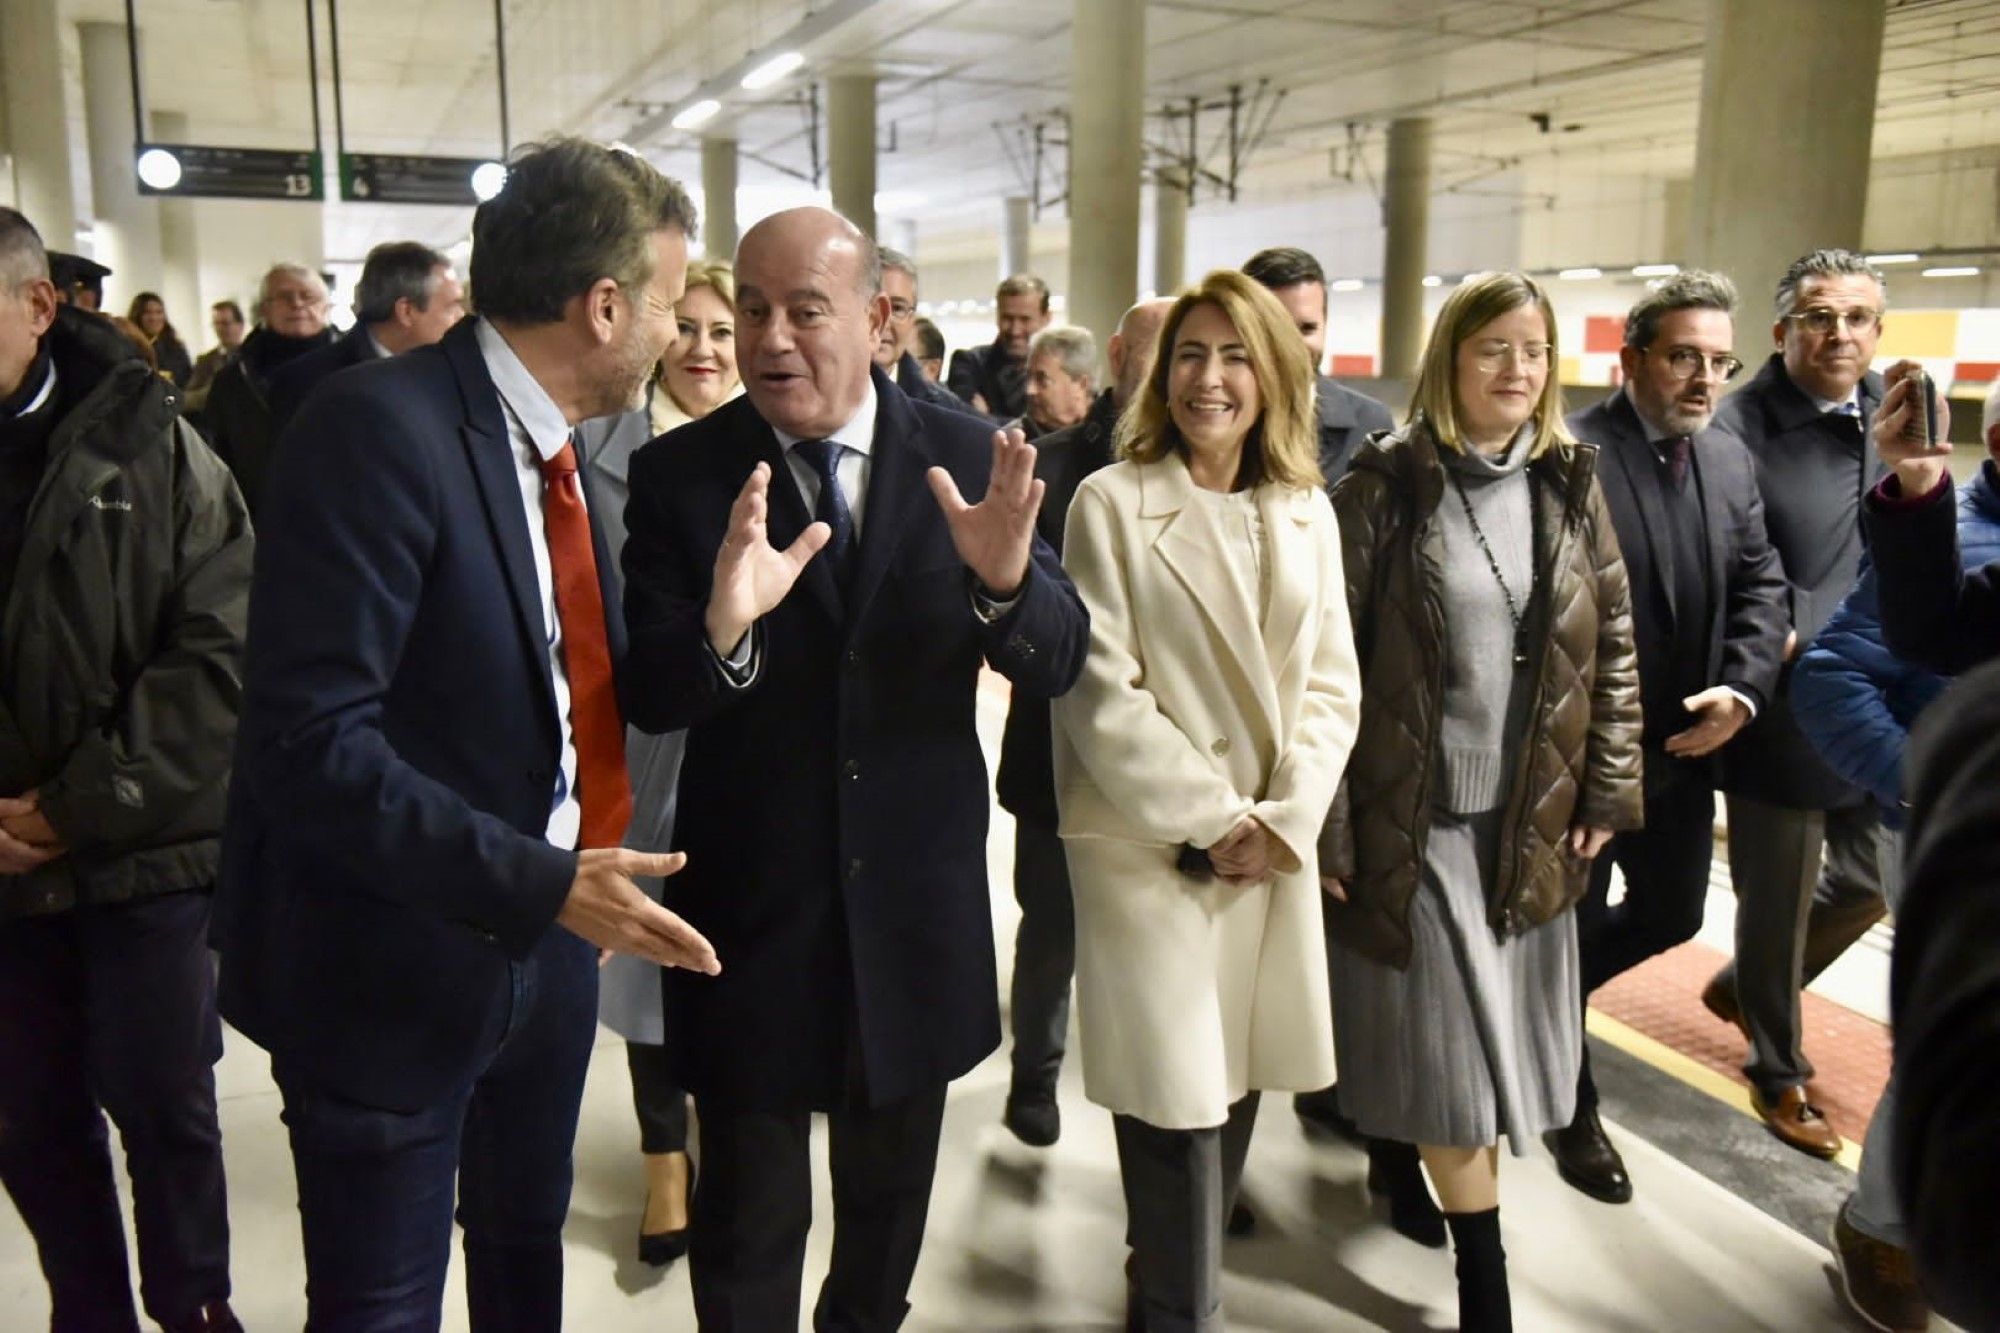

{"left": 1831, "top": 1199, "right": 1930, "bottom": 1332}
{"left": 1750, "top": 1085, "right": 1842, "bottom": 1159}
{"left": 1700, "top": 972, "right": 1751, "bottom": 1043}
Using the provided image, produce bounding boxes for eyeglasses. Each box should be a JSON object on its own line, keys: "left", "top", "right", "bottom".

{"left": 1648, "top": 346, "right": 1743, "bottom": 382}
{"left": 1469, "top": 339, "right": 1550, "bottom": 371}
{"left": 888, "top": 299, "right": 916, "bottom": 323}
{"left": 1784, "top": 306, "right": 1880, "bottom": 336}
{"left": 267, "top": 289, "right": 325, "bottom": 309}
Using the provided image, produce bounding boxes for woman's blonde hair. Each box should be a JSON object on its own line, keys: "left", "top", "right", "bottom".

{"left": 1116, "top": 269, "right": 1322, "bottom": 491}
{"left": 683, "top": 259, "right": 735, "bottom": 309}
{"left": 1407, "top": 270, "right": 1572, "bottom": 459}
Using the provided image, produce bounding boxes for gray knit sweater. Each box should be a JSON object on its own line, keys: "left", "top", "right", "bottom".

{"left": 1434, "top": 423, "right": 1537, "bottom": 814}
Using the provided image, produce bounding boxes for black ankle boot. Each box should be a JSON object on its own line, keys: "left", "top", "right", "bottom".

{"left": 1445, "top": 1207, "right": 1511, "bottom": 1333}
{"left": 1366, "top": 1139, "right": 1446, "bottom": 1248}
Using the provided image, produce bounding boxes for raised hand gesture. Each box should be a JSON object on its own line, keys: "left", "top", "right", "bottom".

{"left": 706, "top": 461, "right": 831, "bottom": 654}
{"left": 926, "top": 426, "right": 1045, "bottom": 597}
{"left": 1873, "top": 359, "right": 1955, "bottom": 497}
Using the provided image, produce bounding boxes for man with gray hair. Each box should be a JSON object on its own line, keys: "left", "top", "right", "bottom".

{"left": 1551, "top": 270, "right": 1788, "bottom": 1203}
{"left": 947, "top": 272, "right": 1051, "bottom": 418}
{"left": 874, "top": 246, "right": 981, "bottom": 418}
{"left": 267, "top": 241, "right": 464, "bottom": 429}
{"left": 1018, "top": 323, "right": 1096, "bottom": 440}
{"left": 201, "top": 260, "right": 337, "bottom": 517}
{"left": 1703, "top": 247, "right": 1895, "bottom": 1161}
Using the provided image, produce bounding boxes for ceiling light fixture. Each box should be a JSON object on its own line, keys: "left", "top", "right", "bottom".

{"left": 742, "top": 51, "right": 805, "bottom": 91}
{"left": 1329, "top": 278, "right": 1364, "bottom": 292}
{"left": 671, "top": 99, "right": 722, "bottom": 131}
{"left": 1631, "top": 263, "right": 1679, "bottom": 277}
{"left": 1558, "top": 267, "right": 1602, "bottom": 281}
{"left": 1922, "top": 266, "right": 1979, "bottom": 278}
{"left": 470, "top": 161, "right": 508, "bottom": 202}
{"left": 1866, "top": 252, "right": 1921, "bottom": 265}
{"left": 136, "top": 146, "right": 183, "bottom": 190}
{"left": 1422, "top": 275, "right": 1443, "bottom": 287}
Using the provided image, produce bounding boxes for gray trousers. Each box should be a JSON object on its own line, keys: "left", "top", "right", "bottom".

{"left": 1008, "top": 820, "right": 1074, "bottom": 1090}
{"left": 1848, "top": 831, "right": 1907, "bottom": 1248}
{"left": 1721, "top": 795, "right": 1889, "bottom": 1098}
{"left": 1114, "top": 1093, "right": 1261, "bottom": 1333}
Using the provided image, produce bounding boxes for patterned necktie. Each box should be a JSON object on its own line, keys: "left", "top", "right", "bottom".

{"left": 1669, "top": 435, "right": 1692, "bottom": 489}
{"left": 537, "top": 438, "right": 631, "bottom": 850}
{"left": 794, "top": 438, "right": 853, "bottom": 576}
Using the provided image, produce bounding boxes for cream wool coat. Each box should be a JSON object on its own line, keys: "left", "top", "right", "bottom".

{"left": 1053, "top": 454, "right": 1363, "bottom": 1129}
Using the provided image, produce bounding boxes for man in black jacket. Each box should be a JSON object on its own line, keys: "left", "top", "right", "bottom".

{"left": 621, "top": 207, "right": 1087, "bottom": 1328}
{"left": 266, "top": 240, "right": 463, "bottom": 429}
{"left": 202, "top": 261, "right": 337, "bottom": 517}
{"left": 1554, "top": 271, "right": 1789, "bottom": 1201}
{"left": 1705, "top": 248, "right": 1894, "bottom": 1159}
{"left": 946, "top": 272, "right": 1049, "bottom": 419}
{"left": 0, "top": 208, "right": 253, "bottom": 1333}
{"left": 996, "top": 295, "right": 1169, "bottom": 1147}
{"left": 1243, "top": 246, "right": 1394, "bottom": 486}
{"left": 873, "top": 246, "right": 984, "bottom": 419}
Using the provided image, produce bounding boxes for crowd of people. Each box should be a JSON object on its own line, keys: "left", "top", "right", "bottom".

{"left": 0, "top": 131, "right": 1997, "bottom": 1333}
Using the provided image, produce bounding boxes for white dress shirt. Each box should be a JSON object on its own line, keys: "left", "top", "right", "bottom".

{"left": 771, "top": 379, "right": 879, "bottom": 537}
{"left": 474, "top": 318, "right": 583, "bottom": 851}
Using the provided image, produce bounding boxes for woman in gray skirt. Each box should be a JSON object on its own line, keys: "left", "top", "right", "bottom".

{"left": 1318, "top": 271, "right": 1642, "bottom": 1332}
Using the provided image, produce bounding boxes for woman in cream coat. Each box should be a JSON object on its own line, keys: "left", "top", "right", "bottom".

{"left": 1053, "top": 269, "right": 1362, "bottom": 1333}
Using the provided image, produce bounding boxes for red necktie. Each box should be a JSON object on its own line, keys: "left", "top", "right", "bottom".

{"left": 538, "top": 439, "right": 631, "bottom": 850}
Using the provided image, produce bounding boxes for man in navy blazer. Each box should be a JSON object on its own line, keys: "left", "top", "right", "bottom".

{"left": 621, "top": 207, "right": 1088, "bottom": 1330}
{"left": 1556, "top": 272, "right": 1788, "bottom": 1201}
{"left": 213, "top": 139, "right": 717, "bottom": 1329}
{"left": 265, "top": 240, "right": 464, "bottom": 430}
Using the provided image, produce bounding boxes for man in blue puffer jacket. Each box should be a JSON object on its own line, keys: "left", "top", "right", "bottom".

{"left": 1792, "top": 394, "right": 2000, "bottom": 1333}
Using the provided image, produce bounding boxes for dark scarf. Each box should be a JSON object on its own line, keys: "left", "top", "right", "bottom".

{"left": 239, "top": 325, "right": 337, "bottom": 387}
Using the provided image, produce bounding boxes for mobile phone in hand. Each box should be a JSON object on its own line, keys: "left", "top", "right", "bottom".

{"left": 1904, "top": 368, "right": 1941, "bottom": 447}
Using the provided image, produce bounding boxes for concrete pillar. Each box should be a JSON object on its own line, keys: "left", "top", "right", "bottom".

{"left": 1001, "top": 196, "right": 1031, "bottom": 279}
{"left": 80, "top": 20, "right": 162, "bottom": 310}
{"left": 700, "top": 136, "right": 738, "bottom": 260}
{"left": 1153, "top": 167, "right": 1187, "bottom": 297}
{"left": 151, "top": 108, "right": 199, "bottom": 345}
{"left": 826, "top": 73, "right": 876, "bottom": 240}
{"left": 1380, "top": 116, "right": 1433, "bottom": 384}
{"left": 1068, "top": 0, "right": 1144, "bottom": 353}
{"left": 0, "top": 0, "right": 78, "bottom": 244}
{"left": 1689, "top": 0, "right": 1885, "bottom": 363}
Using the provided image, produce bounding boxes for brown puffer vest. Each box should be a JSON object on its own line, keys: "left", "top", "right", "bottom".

{"left": 1316, "top": 421, "right": 1643, "bottom": 969}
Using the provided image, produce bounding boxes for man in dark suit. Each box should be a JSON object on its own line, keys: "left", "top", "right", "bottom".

{"left": 266, "top": 240, "right": 463, "bottom": 428}
{"left": 946, "top": 272, "right": 1050, "bottom": 419}
{"left": 1243, "top": 246, "right": 1394, "bottom": 487}
{"left": 996, "top": 295, "right": 1170, "bottom": 1147}
{"left": 873, "top": 247, "right": 984, "bottom": 420}
{"left": 1553, "top": 271, "right": 1789, "bottom": 1201}
{"left": 212, "top": 139, "right": 718, "bottom": 1328}
{"left": 1705, "top": 248, "right": 1894, "bottom": 1160}
{"left": 621, "top": 206, "right": 1088, "bottom": 1329}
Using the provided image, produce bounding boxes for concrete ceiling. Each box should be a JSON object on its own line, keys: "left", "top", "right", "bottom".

{"left": 65, "top": 0, "right": 2000, "bottom": 260}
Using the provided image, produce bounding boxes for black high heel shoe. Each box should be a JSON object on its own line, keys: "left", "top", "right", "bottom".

{"left": 638, "top": 1158, "right": 694, "bottom": 1267}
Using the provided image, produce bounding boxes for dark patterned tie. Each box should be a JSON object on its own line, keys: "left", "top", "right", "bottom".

{"left": 794, "top": 438, "right": 852, "bottom": 578}
{"left": 1670, "top": 435, "right": 1691, "bottom": 489}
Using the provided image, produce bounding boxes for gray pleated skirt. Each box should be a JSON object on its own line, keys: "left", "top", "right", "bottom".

{"left": 1330, "top": 808, "right": 1581, "bottom": 1156}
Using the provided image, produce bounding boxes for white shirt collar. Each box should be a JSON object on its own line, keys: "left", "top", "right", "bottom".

{"left": 364, "top": 328, "right": 393, "bottom": 361}
{"left": 12, "top": 357, "right": 56, "bottom": 418}
{"left": 769, "top": 379, "right": 879, "bottom": 459}
{"left": 1810, "top": 386, "right": 1862, "bottom": 416}
{"left": 474, "top": 318, "right": 571, "bottom": 462}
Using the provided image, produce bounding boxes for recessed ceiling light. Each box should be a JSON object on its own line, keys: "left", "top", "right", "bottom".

{"left": 1631, "top": 263, "right": 1679, "bottom": 277}
{"left": 1329, "top": 278, "right": 1364, "bottom": 292}
{"left": 671, "top": 99, "right": 721, "bottom": 131}
{"left": 1866, "top": 252, "right": 1921, "bottom": 265}
{"left": 742, "top": 51, "right": 805, "bottom": 91}
{"left": 1558, "top": 267, "right": 1602, "bottom": 281}
{"left": 1922, "top": 266, "right": 1979, "bottom": 278}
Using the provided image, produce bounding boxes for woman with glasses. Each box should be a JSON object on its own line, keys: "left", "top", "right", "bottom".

{"left": 583, "top": 259, "right": 741, "bottom": 1268}
{"left": 1319, "top": 271, "right": 1641, "bottom": 1331}
{"left": 1053, "top": 270, "right": 1361, "bottom": 1331}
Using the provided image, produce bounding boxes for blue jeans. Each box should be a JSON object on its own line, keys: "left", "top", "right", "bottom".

{"left": 0, "top": 891, "right": 230, "bottom": 1332}
{"left": 276, "top": 927, "right": 597, "bottom": 1333}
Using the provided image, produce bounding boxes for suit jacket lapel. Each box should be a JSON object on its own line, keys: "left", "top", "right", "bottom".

{"left": 1146, "top": 456, "right": 1282, "bottom": 736}
{"left": 849, "top": 374, "right": 930, "bottom": 627}
{"left": 448, "top": 331, "right": 558, "bottom": 723}
{"left": 1605, "top": 397, "right": 1679, "bottom": 629}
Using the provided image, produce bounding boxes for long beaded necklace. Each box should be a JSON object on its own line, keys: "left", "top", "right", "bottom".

{"left": 1447, "top": 468, "right": 1538, "bottom": 670}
